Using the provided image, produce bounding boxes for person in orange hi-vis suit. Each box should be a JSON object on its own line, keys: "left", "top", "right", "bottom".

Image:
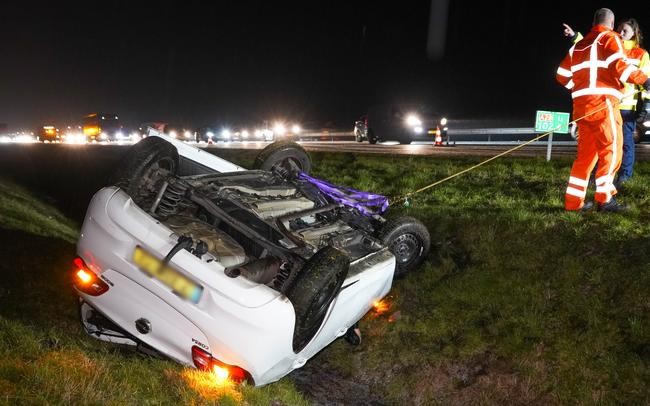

{"left": 556, "top": 8, "right": 650, "bottom": 212}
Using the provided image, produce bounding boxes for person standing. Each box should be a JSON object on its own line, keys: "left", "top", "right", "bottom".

{"left": 615, "top": 19, "right": 650, "bottom": 186}
{"left": 561, "top": 20, "right": 650, "bottom": 188}
{"left": 556, "top": 8, "right": 650, "bottom": 212}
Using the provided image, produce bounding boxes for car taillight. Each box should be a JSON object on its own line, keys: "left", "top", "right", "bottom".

{"left": 191, "top": 346, "right": 251, "bottom": 384}
{"left": 73, "top": 257, "right": 109, "bottom": 296}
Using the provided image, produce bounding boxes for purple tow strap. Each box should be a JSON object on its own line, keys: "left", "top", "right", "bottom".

{"left": 298, "top": 172, "right": 389, "bottom": 216}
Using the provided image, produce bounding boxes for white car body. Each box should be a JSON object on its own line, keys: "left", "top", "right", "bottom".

{"left": 75, "top": 134, "right": 396, "bottom": 386}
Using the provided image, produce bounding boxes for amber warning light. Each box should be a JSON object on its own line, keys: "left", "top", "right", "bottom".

{"left": 73, "top": 257, "right": 109, "bottom": 296}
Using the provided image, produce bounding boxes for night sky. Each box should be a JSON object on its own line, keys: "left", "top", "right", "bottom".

{"left": 1, "top": 1, "right": 647, "bottom": 129}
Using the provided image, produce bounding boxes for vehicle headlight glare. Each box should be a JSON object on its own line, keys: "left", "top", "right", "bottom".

{"left": 405, "top": 115, "right": 421, "bottom": 126}
{"left": 440, "top": 117, "right": 448, "bottom": 126}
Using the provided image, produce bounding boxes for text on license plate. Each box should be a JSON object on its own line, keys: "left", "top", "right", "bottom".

{"left": 132, "top": 246, "right": 203, "bottom": 303}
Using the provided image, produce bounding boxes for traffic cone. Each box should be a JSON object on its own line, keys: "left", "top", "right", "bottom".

{"left": 434, "top": 129, "right": 443, "bottom": 146}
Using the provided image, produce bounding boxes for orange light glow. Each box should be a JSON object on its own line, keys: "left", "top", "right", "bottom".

{"left": 76, "top": 269, "right": 93, "bottom": 284}
{"left": 181, "top": 369, "right": 241, "bottom": 402}
{"left": 83, "top": 126, "right": 99, "bottom": 136}
{"left": 372, "top": 299, "right": 390, "bottom": 315}
{"left": 212, "top": 365, "right": 230, "bottom": 381}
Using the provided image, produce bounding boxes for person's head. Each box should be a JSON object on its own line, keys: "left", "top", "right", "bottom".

{"left": 617, "top": 18, "right": 643, "bottom": 46}
{"left": 593, "top": 8, "right": 615, "bottom": 29}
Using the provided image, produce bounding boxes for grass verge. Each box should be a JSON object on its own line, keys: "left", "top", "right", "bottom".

{"left": 1, "top": 152, "right": 649, "bottom": 404}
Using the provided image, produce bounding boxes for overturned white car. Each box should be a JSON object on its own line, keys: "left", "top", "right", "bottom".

{"left": 73, "top": 134, "right": 430, "bottom": 385}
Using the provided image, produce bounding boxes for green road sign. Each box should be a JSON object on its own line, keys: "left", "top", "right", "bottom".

{"left": 535, "top": 110, "right": 570, "bottom": 134}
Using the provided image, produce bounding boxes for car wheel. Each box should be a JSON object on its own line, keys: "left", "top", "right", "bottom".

{"left": 286, "top": 246, "right": 349, "bottom": 353}
{"left": 253, "top": 140, "right": 311, "bottom": 175}
{"left": 109, "top": 137, "right": 179, "bottom": 210}
{"left": 368, "top": 129, "right": 378, "bottom": 144}
{"left": 379, "top": 216, "right": 430, "bottom": 278}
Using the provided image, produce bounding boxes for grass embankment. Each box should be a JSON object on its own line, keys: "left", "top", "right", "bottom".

{"left": 1, "top": 151, "right": 650, "bottom": 404}
{"left": 0, "top": 178, "right": 78, "bottom": 243}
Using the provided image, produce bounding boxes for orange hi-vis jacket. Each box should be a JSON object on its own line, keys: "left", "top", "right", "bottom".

{"left": 556, "top": 25, "right": 648, "bottom": 117}
{"left": 556, "top": 25, "right": 648, "bottom": 210}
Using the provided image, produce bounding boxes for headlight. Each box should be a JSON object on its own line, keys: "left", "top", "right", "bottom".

{"left": 273, "top": 123, "right": 286, "bottom": 135}
{"left": 99, "top": 132, "right": 108, "bottom": 139}
{"left": 115, "top": 131, "right": 124, "bottom": 139}
{"left": 414, "top": 126, "right": 423, "bottom": 134}
{"left": 291, "top": 124, "right": 301, "bottom": 134}
{"left": 643, "top": 120, "right": 650, "bottom": 127}
{"left": 206, "top": 131, "right": 214, "bottom": 138}
{"left": 241, "top": 130, "right": 249, "bottom": 138}
{"left": 221, "top": 130, "right": 231, "bottom": 138}
{"left": 183, "top": 130, "right": 192, "bottom": 138}
{"left": 405, "top": 115, "right": 421, "bottom": 126}
{"left": 254, "top": 129, "right": 262, "bottom": 138}
{"left": 440, "top": 117, "right": 448, "bottom": 126}
{"left": 169, "top": 130, "right": 178, "bottom": 138}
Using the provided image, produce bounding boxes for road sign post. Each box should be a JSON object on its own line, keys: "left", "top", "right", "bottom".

{"left": 535, "top": 110, "right": 570, "bottom": 161}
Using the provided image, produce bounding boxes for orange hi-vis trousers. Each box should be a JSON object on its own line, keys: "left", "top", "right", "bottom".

{"left": 565, "top": 99, "right": 623, "bottom": 210}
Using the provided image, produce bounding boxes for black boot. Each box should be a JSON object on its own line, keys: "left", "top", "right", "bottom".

{"left": 597, "top": 197, "right": 628, "bottom": 213}
{"left": 344, "top": 324, "right": 361, "bottom": 346}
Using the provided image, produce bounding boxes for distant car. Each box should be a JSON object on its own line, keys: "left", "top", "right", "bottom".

{"left": 359, "top": 104, "right": 448, "bottom": 144}
{"left": 73, "top": 135, "right": 430, "bottom": 386}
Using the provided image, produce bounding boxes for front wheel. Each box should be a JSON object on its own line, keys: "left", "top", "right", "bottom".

{"left": 286, "top": 246, "right": 349, "bottom": 352}
{"left": 379, "top": 216, "right": 430, "bottom": 278}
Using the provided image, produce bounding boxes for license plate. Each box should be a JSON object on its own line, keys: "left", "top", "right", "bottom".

{"left": 132, "top": 246, "right": 203, "bottom": 303}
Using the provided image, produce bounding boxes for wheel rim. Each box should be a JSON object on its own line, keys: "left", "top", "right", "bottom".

{"left": 391, "top": 233, "right": 422, "bottom": 265}
{"left": 273, "top": 156, "right": 303, "bottom": 173}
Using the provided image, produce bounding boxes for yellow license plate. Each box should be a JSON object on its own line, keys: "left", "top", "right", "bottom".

{"left": 132, "top": 246, "right": 203, "bottom": 303}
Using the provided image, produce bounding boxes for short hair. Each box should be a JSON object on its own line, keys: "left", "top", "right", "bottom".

{"left": 593, "top": 8, "right": 614, "bottom": 26}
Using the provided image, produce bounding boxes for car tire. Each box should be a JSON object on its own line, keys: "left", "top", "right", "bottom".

{"left": 286, "top": 246, "right": 349, "bottom": 352}
{"left": 368, "top": 129, "right": 378, "bottom": 144}
{"left": 379, "top": 216, "right": 430, "bottom": 278}
{"left": 109, "top": 137, "right": 179, "bottom": 210}
{"left": 253, "top": 140, "right": 311, "bottom": 175}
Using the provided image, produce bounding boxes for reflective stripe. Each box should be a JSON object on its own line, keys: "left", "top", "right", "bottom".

{"left": 620, "top": 64, "right": 637, "bottom": 83}
{"left": 569, "top": 176, "right": 589, "bottom": 187}
{"left": 595, "top": 175, "right": 613, "bottom": 185}
{"left": 605, "top": 52, "right": 625, "bottom": 66}
{"left": 557, "top": 67, "right": 572, "bottom": 77}
{"left": 565, "top": 79, "right": 574, "bottom": 89}
{"left": 571, "top": 88, "right": 623, "bottom": 99}
{"left": 589, "top": 35, "right": 602, "bottom": 88}
{"left": 596, "top": 185, "right": 615, "bottom": 193}
{"left": 627, "top": 58, "right": 640, "bottom": 65}
{"left": 569, "top": 44, "right": 576, "bottom": 57}
{"left": 605, "top": 99, "right": 617, "bottom": 201}
{"left": 571, "top": 60, "right": 608, "bottom": 72}
{"left": 566, "top": 186, "right": 586, "bottom": 198}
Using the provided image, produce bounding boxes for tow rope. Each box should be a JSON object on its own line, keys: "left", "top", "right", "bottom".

{"left": 392, "top": 89, "right": 643, "bottom": 207}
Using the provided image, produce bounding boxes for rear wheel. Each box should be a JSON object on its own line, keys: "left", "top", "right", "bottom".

{"left": 379, "top": 216, "right": 430, "bottom": 278}
{"left": 368, "top": 129, "right": 378, "bottom": 144}
{"left": 109, "top": 137, "right": 179, "bottom": 210}
{"left": 253, "top": 140, "right": 311, "bottom": 175}
{"left": 286, "top": 246, "right": 349, "bottom": 352}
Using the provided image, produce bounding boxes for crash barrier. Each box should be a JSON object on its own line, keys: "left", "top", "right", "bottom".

{"left": 393, "top": 90, "right": 642, "bottom": 206}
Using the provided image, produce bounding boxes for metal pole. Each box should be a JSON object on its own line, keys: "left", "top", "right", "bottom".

{"left": 546, "top": 132, "right": 553, "bottom": 161}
